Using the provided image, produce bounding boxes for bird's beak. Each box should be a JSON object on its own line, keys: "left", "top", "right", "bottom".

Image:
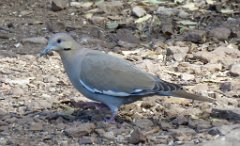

{"left": 38, "top": 44, "right": 56, "bottom": 57}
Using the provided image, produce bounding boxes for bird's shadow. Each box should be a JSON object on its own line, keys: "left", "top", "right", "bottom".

{"left": 210, "top": 108, "right": 240, "bottom": 123}
{"left": 30, "top": 106, "right": 240, "bottom": 125}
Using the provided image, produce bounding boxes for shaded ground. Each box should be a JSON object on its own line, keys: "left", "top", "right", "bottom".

{"left": 0, "top": 0, "right": 240, "bottom": 145}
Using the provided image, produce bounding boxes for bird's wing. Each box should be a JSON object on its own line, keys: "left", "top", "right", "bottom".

{"left": 79, "top": 51, "right": 165, "bottom": 96}
{"left": 78, "top": 51, "right": 215, "bottom": 102}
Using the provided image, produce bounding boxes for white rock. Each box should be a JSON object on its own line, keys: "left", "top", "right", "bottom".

{"left": 230, "top": 64, "right": 240, "bottom": 76}
{"left": 132, "top": 6, "right": 146, "bottom": 17}
{"left": 181, "top": 73, "right": 195, "bottom": 81}
{"left": 21, "top": 37, "right": 48, "bottom": 44}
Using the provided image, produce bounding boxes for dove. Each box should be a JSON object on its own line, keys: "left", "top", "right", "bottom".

{"left": 40, "top": 33, "right": 215, "bottom": 123}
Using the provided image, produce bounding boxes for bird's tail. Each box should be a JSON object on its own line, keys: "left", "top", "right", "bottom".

{"left": 161, "top": 90, "right": 215, "bottom": 102}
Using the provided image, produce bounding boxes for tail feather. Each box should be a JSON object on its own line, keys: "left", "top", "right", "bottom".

{"left": 168, "top": 90, "right": 215, "bottom": 102}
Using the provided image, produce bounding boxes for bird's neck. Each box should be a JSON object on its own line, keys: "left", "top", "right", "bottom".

{"left": 58, "top": 47, "right": 89, "bottom": 75}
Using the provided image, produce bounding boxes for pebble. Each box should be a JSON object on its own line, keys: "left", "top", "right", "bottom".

{"left": 230, "top": 64, "right": 240, "bottom": 76}
{"left": 21, "top": 37, "right": 48, "bottom": 45}
{"left": 209, "top": 27, "right": 231, "bottom": 41}
{"left": 51, "top": 0, "right": 69, "bottom": 11}
{"left": 134, "top": 118, "right": 154, "bottom": 129}
{"left": 127, "top": 129, "right": 146, "bottom": 144}
{"left": 132, "top": 6, "right": 146, "bottom": 17}
{"left": 181, "top": 73, "right": 195, "bottom": 81}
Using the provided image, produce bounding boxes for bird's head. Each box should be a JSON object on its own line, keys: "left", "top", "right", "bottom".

{"left": 39, "top": 33, "right": 76, "bottom": 57}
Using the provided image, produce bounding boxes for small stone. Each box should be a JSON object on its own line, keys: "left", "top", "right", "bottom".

{"left": 161, "top": 18, "right": 174, "bottom": 36}
{"left": 181, "top": 73, "right": 195, "bottom": 81}
{"left": 97, "top": 1, "right": 124, "bottom": 14}
{"left": 106, "top": 21, "right": 119, "bottom": 30}
{"left": 65, "top": 123, "right": 95, "bottom": 137}
{"left": 0, "top": 137, "right": 9, "bottom": 145}
{"left": 167, "top": 46, "right": 189, "bottom": 62}
{"left": 209, "top": 27, "right": 231, "bottom": 41}
{"left": 171, "top": 115, "right": 188, "bottom": 125}
{"left": 159, "top": 120, "right": 172, "bottom": 130}
{"left": 127, "top": 129, "right": 147, "bottom": 144}
{"left": 132, "top": 6, "right": 146, "bottom": 17}
{"left": 46, "top": 21, "right": 66, "bottom": 33}
{"left": 30, "top": 123, "right": 43, "bottom": 131}
{"left": 208, "top": 127, "right": 223, "bottom": 136}
{"left": 79, "top": 137, "right": 93, "bottom": 145}
{"left": 188, "top": 119, "right": 211, "bottom": 130}
{"left": 116, "top": 29, "right": 140, "bottom": 48}
{"left": 178, "top": 10, "right": 189, "bottom": 18}
{"left": 168, "top": 127, "right": 196, "bottom": 136}
{"left": 51, "top": 0, "right": 69, "bottom": 11}
{"left": 117, "top": 40, "right": 137, "bottom": 48}
{"left": 103, "top": 131, "right": 115, "bottom": 140}
{"left": 70, "top": 2, "right": 93, "bottom": 9}
{"left": 219, "top": 82, "right": 232, "bottom": 92}
{"left": 183, "top": 30, "right": 206, "bottom": 43}
{"left": 156, "top": 7, "right": 178, "bottom": 16}
{"left": 230, "top": 64, "right": 240, "bottom": 76}
{"left": 116, "top": 135, "right": 126, "bottom": 143}
{"left": 90, "top": 16, "right": 106, "bottom": 26}
{"left": 134, "top": 118, "right": 154, "bottom": 129}
{"left": 21, "top": 37, "right": 48, "bottom": 45}
{"left": 203, "top": 63, "right": 222, "bottom": 73}
{"left": 12, "top": 87, "right": 25, "bottom": 96}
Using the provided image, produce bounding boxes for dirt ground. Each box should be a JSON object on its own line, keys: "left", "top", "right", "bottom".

{"left": 0, "top": 0, "right": 240, "bottom": 145}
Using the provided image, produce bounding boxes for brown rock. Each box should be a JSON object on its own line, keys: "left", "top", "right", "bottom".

{"left": 90, "top": 16, "right": 106, "bottom": 26}
{"left": 188, "top": 119, "right": 211, "bottom": 130}
{"left": 134, "top": 118, "right": 154, "bottom": 129}
{"left": 97, "top": 1, "right": 124, "bottom": 14}
{"left": 183, "top": 30, "right": 206, "bottom": 43}
{"left": 46, "top": 21, "right": 66, "bottom": 33}
{"left": 230, "top": 64, "right": 240, "bottom": 76}
{"left": 79, "top": 137, "right": 93, "bottom": 145}
{"left": 167, "top": 46, "right": 189, "bottom": 62}
{"left": 171, "top": 115, "right": 188, "bottom": 126}
{"left": 159, "top": 120, "right": 172, "bottom": 130}
{"left": 21, "top": 37, "right": 48, "bottom": 45}
{"left": 168, "top": 127, "right": 196, "bottom": 138}
{"left": 203, "top": 63, "right": 222, "bottom": 73}
{"left": 161, "top": 18, "right": 174, "bottom": 36}
{"left": 209, "top": 27, "right": 231, "bottom": 41}
{"left": 132, "top": 6, "right": 146, "bottom": 17}
{"left": 30, "top": 123, "right": 43, "bottom": 131}
{"left": 103, "top": 131, "right": 115, "bottom": 140}
{"left": 65, "top": 123, "right": 95, "bottom": 137}
{"left": 219, "top": 82, "right": 232, "bottom": 92}
{"left": 180, "top": 73, "right": 195, "bottom": 81}
{"left": 51, "top": 0, "right": 69, "bottom": 11}
{"left": 12, "top": 87, "right": 25, "bottom": 96}
{"left": 127, "top": 128, "right": 147, "bottom": 144}
{"left": 116, "top": 29, "right": 140, "bottom": 48}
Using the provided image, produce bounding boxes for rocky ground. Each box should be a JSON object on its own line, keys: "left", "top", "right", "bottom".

{"left": 0, "top": 0, "right": 240, "bottom": 145}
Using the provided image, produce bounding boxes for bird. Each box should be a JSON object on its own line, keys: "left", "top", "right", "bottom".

{"left": 39, "top": 33, "right": 215, "bottom": 123}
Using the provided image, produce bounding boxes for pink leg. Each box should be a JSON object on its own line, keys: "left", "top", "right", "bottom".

{"left": 104, "top": 108, "right": 119, "bottom": 124}
{"left": 104, "top": 113, "right": 117, "bottom": 124}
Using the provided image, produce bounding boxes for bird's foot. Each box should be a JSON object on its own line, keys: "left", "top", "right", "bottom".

{"left": 104, "top": 117, "right": 116, "bottom": 124}
{"left": 104, "top": 112, "right": 117, "bottom": 124}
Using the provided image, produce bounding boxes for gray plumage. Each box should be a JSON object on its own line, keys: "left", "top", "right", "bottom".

{"left": 40, "top": 33, "right": 215, "bottom": 122}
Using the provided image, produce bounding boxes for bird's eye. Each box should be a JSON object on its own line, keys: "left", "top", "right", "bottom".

{"left": 57, "top": 39, "right": 62, "bottom": 43}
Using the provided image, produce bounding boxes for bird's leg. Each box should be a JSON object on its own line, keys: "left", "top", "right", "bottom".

{"left": 104, "top": 112, "right": 117, "bottom": 124}
{"left": 104, "top": 107, "right": 118, "bottom": 124}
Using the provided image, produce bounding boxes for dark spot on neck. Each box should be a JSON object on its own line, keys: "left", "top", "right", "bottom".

{"left": 64, "top": 48, "right": 71, "bottom": 51}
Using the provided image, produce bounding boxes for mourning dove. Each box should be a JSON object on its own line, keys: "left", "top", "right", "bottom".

{"left": 40, "top": 33, "right": 215, "bottom": 123}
